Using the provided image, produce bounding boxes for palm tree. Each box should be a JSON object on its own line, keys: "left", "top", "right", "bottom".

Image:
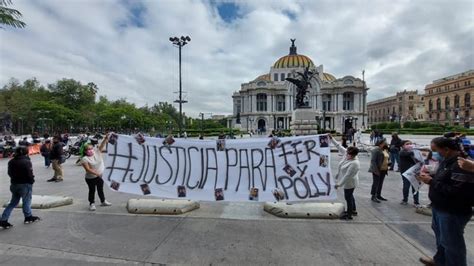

{"left": 0, "top": 0, "right": 26, "bottom": 29}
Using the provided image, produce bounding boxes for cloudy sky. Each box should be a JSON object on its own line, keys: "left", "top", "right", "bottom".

{"left": 1, "top": 0, "right": 473, "bottom": 117}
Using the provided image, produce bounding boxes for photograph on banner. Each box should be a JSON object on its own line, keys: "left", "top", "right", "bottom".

{"left": 102, "top": 134, "right": 335, "bottom": 202}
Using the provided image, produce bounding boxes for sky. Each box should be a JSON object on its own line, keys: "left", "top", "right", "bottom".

{"left": 1, "top": 0, "right": 473, "bottom": 117}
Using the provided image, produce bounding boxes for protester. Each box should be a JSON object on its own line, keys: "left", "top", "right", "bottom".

{"left": 40, "top": 139, "right": 52, "bottom": 168}
{"left": 418, "top": 137, "right": 474, "bottom": 266}
{"left": 368, "top": 139, "right": 388, "bottom": 202}
{"left": 330, "top": 135, "right": 360, "bottom": 220}
{"left": 341, "top": 135, "right": 348, "bottom": 148}
{"left": 399, "top": 140, "right": 421, "bottom": 207}
{"left": 370, "top": 130, "right": 375, "bottom": 144}
{"left": 457, "top": 157, "right": 474, "bottom": 173}
{"left": 47, "top": 135, "right": 64, "bottom": 182}
{"left": 389, "top": 133, "right": 402, "bottom": 171}
{"left": 80, "top": 134, "right": 112, "bottom": 211}
{"left": 0, "top": 146, "right": 40, "bottom": 229}
{"left": 18, "top": 137, "right": 30, "bottom": 146}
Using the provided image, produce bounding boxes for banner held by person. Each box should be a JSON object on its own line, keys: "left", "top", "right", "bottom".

{"left": 103, "top": 134, "right": 335, "bottom": 202}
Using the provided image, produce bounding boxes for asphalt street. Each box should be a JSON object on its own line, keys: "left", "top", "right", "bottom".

{"left": 0, "top": 136, "right": 472, "bottom": 265}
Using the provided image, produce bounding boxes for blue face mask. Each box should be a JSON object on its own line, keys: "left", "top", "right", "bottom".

{"left": 432, "top": 152, "right": 442, "bottom": 161}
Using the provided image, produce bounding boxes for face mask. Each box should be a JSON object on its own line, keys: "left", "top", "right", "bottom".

{"left": 404, "top": 144, "right": 414, "bottom": 151}
{"left": 85, "top": 149, "right": 94, "bottom": 157}
{"left": 432, "top": 152, "right": 442, "bottom": 161}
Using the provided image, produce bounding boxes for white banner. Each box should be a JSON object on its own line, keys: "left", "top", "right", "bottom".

{"left": 103, "top": 134, "right": 335, "bottom": 202}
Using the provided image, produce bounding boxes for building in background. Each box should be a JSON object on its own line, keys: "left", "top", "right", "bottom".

{"left": 367, "top": 90, "right": 425, "bottom": 126}
{"left": 230, "top": 40, "right": 368, "bottom": 134}
{"left": 424, "top": 70, "right": 474, "bottom": 128}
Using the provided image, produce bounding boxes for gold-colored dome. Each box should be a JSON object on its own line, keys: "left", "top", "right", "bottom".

{"left": 253, "top": 73, "right": 270, "bottom": 82}
{"left": 273, "top": 54, "right": 314, "bottom": 69}
{"left": 322, "top": 72, "right": 336, "bottom": 82}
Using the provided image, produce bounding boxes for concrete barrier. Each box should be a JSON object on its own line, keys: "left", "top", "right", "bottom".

{"left": 3, "top": 195, "right": 73, "bottom": 209}
{"left": 126, "top": 199, "right": 200, "bottom": 215}
{"left": 264, "top": 202, "right": 344, "bottom": 219}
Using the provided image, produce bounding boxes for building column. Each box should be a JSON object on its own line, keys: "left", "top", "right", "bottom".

{"left": 338, "top": 93, "right": 343, "bottom": 112}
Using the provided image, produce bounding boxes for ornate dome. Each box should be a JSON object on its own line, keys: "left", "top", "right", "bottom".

{"left": 273, "top": 54, "right": 314, "bottom": 69}
{"left": 273, "top": 39, "right": 315, "bottom": 69}
{"left": 322, "top": 72, "right": 336, "bottom": 82}
{"left": 253, "top": 73, "right": 270, "bottom": 82}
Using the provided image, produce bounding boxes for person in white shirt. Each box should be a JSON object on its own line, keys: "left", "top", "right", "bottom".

{"left": 329, "top": 134, "right": 361, "bottom": 220}
{"left": 81, "top": 133, "right": 112, "bottom": 211}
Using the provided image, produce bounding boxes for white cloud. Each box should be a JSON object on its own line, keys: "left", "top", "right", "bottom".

{"left": 1, "top": 0, "right": 473, "bottom": 116}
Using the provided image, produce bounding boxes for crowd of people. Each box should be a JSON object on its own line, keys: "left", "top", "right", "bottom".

{"left": 0, "top": 131, "right": 113, "bottom": 229}
{"left": 1, "top": 130, "right": 473, "bottom": 265}
{"left": 330, "top": 131, "right": 473, "bottom": 266}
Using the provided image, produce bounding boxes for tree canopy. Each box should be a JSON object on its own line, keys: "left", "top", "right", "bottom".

{"left": 0, "top": 0, "right": 26, "bottom": 29}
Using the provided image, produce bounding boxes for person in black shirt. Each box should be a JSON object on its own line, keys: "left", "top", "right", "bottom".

{"left": 389, "top": 133, "right": 402, "bottom": 171}
{"left": 399, "top": 140, "right": 421, "bottom": 207}
{"left": 47, "top": 135, "right": 64, "bottom": 182}
{"left": 418, "top": 137, "right": 474, "bottom": 266}
{"left": 0, "top": 146, "right": 40, "bottom": 229}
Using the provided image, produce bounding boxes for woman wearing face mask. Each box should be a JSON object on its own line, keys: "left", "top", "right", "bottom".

{"left": 399, "top": 140, "right": 421, "bottom": 207}
{"left": 329, "top": 134, "right": 360, "bottom": 220}
{"left": 368, "top": 139, "right": 389, "bottom": 203}
{"left": 418, "top": 137, "right": 474, "bottom": 266}
{"left": 81, "top": 133, "right": 111, "bottom": 211}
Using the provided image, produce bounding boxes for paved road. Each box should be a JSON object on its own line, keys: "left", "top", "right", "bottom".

{"left": 0, "top": 149, "right": 473, "bottom": 265}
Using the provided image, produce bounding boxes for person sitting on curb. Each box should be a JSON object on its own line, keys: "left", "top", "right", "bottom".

{"left": 0, "top": 146, "right": 40, "bottom": 229}
{"left": 329, "top": 134, "right": 360, "bottom": 220}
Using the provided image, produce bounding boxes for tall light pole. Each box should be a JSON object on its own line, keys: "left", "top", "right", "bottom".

{"left": 169, "top": 35, "right": 191, "bottom": 137}
{"left": 362, "top": 70, "right": 366, "bottom": 129}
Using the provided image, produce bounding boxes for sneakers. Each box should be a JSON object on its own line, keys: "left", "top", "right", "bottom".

{"left": 47, "top": 177, "right": 57, "bottom": 182}
{"left": 24, "top": 216, "right": 40, "bottom": 224}
{"left": 340, "top": 213, "right": 353, "bottom": 220}
{"left": 0, "top": 220, "right": 13, "bottom": 229}
{"left": 414, "top": 203, "right": 422, "bottom": 208}
{"left": 55, "top": 178, "right": 63, "bottom": 182}
{"left": 100, "top": 200, "right": 112, "bottom": 207}
{"left": 89, "top": 203, "right": 96, "bottom": 211}
{"left": 371, "top": 196, "right": 381, "bottom": 203}
{"left": 419, "top": 257, "right": 435, "bottom": 266}
{"left": 377, "top": 196, "right": 388, "bottom": 201}
{"left": 400, "top": 200, "right": 408, "bottom": 205}
{"left": 352, "top": 211, "right": 358, "bottom": 216}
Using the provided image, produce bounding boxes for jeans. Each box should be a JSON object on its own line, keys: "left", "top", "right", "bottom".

{"left": 344, "top": 188, "right": 356, "bottom": 215}
{"left": 370, "top": 171, "right": 387, "bottom": 197}
{"left": 85, "top": 177, "right": 105, "bottom": 204}
{"left": 389, "top": 152, "right": 400, "bottom": 170}
{"left": 44, "top": 156, "right": 51, "bottom": 167}
{"left": 432, "top": 207, "right": 472, "bottom": 266}
{"left": 401, "top": 175, "right": 419, "bottom": 204}
{"left": 52, "top": 159, "right": 63, "bottom": 179}
{"left": 1, "top": 184, "right": 33, "bottom": 221}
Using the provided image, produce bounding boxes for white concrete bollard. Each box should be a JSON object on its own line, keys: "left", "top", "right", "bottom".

{"left": 126, "top": 198, "right": 200, "bottom": 215}
{"left": 3, "top": 195, "right": 73, "bottom": 209}
{"left": 264, "top": 202, "right": 344, "bottom": 219}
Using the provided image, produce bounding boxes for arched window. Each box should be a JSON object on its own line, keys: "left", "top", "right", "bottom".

{"left": 428, "top": 99, "right": 433, "bottom": 111}
{"left": 454, "top": 95, "right": 460, "bottom": 108}
{"left": 445, "top": 97, "right": 450, "bottom": 110}
{"left": 436, "top": 98, "right": 441, "bottom": 111}
{"left": 465, "top": 93, "right": 471, "bottom": 107}
{"left": 343, "top": 92, "right": 354, "bottom": 110}
{"left": 257, "top": 93, "right": 267, "bottom": 111}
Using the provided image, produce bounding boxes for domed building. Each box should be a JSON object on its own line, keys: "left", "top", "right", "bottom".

{"left": 231, "top": 40, "right": 368, "bottom": 134}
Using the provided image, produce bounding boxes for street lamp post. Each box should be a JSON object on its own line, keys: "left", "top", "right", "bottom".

{"left": 362, "top": 70, "right": 366, "bottom": 129}
{"left": 169, "top": 35, "right": 191, "bottom": 137}
{"left": 322, "top": 110, "right": 327, "bottom": 131}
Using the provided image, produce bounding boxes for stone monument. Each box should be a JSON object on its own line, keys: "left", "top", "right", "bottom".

{"left": 286, "top": 65, "right": 319, "bottom": 135}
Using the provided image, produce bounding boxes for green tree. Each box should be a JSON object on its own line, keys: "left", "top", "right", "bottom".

{"left": 48, "top": 79, "right": 97, "bottom": 110}
{"left": 0, "top": 0, "right": 26, "bottom": 29}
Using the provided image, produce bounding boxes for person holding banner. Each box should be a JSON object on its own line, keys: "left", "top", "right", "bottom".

{"left": 399, "top": 140, "right": 422, "bottom": 207}
{"left": 80, "top": 133, "right": 112, "bottom": 211}
{"left": 329, "top": 135, "right": 360, "bottom": 220}
{"left": 368, "top": 139, "right": 389, "bottom": 203}
{"left": 418, "top": 137, "right": 474, "bottom": 266}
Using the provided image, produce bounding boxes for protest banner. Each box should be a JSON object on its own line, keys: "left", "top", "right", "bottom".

{"left": 103, "top": 134, "right": 336, "bottom": 202}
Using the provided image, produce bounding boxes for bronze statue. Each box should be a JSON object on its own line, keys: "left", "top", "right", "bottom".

{"left": 286, "top": 67, "right": 317, "bottom": 108}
